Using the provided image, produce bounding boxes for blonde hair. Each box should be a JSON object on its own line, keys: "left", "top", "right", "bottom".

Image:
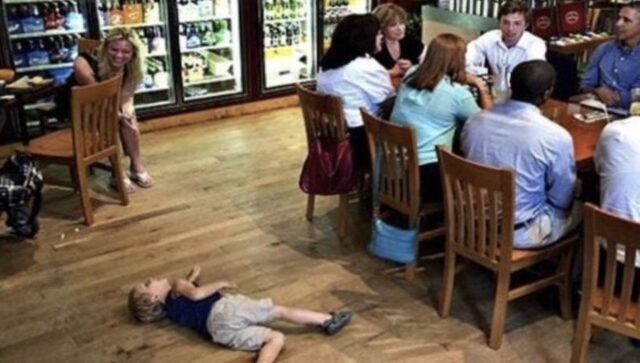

{"left": 128, "top": 285, "right": 166, "bottom": 323}
{"left": 97, "top": 27, "right": 145, "bottom": 91}
{"left": 372, "top": 3, "right": 407, "bottom": 29}
{"left": 408, "top": 33, "right": 467, "bottom": 91}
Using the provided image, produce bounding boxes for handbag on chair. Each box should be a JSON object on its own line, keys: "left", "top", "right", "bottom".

{"left": 299, "top": 137, "right": 358, "bottom": 195}
{"left": 369, "top": 217, "right": 418, "bottom": 264}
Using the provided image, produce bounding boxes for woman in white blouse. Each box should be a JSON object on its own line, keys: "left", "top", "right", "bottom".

{"left": 316, "top": 14, "right": 396, "bottom": 171}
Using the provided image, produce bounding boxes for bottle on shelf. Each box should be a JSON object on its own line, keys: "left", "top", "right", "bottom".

{"left": 98, "top": 1, "right": 108, "bottom": 27}
{"left": 13, "top": 41, "right": 28, "bottom": 68}
{"left": 108, "top": 0, "right": 124, "bottom": 26}
{"left": 150, "top": 27, "right": 165, "bottom": 54}
{"left": 21, "top": 4, "right": 45, "bottom": 33}
{"left": 178, "top": 24, "right": 187, "bottom": 50}
{"left": 143, "top": 0, "right": 160, "bottom": 23}
{"left": 65, "top": 35, "right": 78, "bottom": 61}
{"left": 125, "top": 0, "right": 144, "bottom": 24}
{"left": 264, "top": 25, "right": 272, "bottom": 49}
{"left": 7, "top": 6, "right": 22, "bottom": 34}
{"left": 199, "top": 0, "right": 214, "bottom": 18}
{"left": 202, "top": 23, "right": 216, "bottom": 46}
{"left": 28, "top": 39, "right": 50, "bottom": 66}
{"left": 49, "top": 37, "right": 66, "bottom": 64}
{"left": 264, "top": 0, "right": 274, "bottom": 21}
{"left": 186, "top": 24, "right": 202, "bottom": 48}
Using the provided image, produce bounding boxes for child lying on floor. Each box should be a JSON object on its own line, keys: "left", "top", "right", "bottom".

{"left": 128, "top": 266, "right": 352, "bottom": 363}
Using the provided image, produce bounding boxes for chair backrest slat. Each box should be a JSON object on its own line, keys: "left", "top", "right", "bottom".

{"left": 77, "top": 38, "right": 101, "bottom": 55}
{"left": 584, "top": 203, "right": 640, "bottom": 328}
{"left": 361, "top": 110, "right": 420, "bottom": 226}
{"left": 71, "top": 75, "right": 122, "bottom": 160}
{"left": 296, "top": 84, "right": 348, "bottom": 147}
{"left": 437, "top": 146, "right": 515, "bottom": 266}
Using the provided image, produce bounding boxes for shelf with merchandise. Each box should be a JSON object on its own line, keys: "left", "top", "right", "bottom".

{"left": 264, "top": 18, "right": 308, "bottom": 25}
{"left": 184, "top": 88, "right": 238, "bottom": 101}
{"left": 179, "top": 15, "right": 232, "bottom": 23}
{"left": 102, "top": 21, "right": 164, "bottom": 30}
{"left": 135, "top": 86, "right": 170, "bottom": 94}
{"left": 10, "top": 29, "right": 85, "bottom": 39}
{"left": 184, "top": 74, "right": 234, "bottom": 87}
{"left": 181, "top": 44, "right": 232, "bottom": 53}
{"left": 16, "top": 62, "right": 73, "bottom": 73}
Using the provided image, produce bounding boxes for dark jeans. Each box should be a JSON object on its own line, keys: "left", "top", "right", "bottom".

{"left": 348, "top": 125, "right": 370, "bottom": 172}
{"left": 419, "top": 162, "right": 443, "bottom": 204}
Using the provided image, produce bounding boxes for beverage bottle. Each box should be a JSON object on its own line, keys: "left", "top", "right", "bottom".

{"left": 98, "top": 1, "right": 108, "bottom": 27}
{"left": 49, "top": 37, "right": 65, "bottom": 64}
{"left": 26, "top": 4, "right": 45, "bottom": 32}
{"left": 296, "top": 0, "right": 305, "bottom": 17}
{"left": 285, "top": 23, "right": 293, "bottom": 46}
{"left": 65, "top": 1, "right": 84, "bottom": 31}
{"left": 7, "top": 6, "right": 22, "bottom": 34}
{"left": 151, "top": 27, "right": 166, "bottom": 54}
{"left": 218, "top": 20, "right": 231, "bottom": 44}
{"left": 202, "top": 23, "right": 215, "bottom": 46}
{"left": 13, "top": 41, "right": 28, "bottom": 68}
{"left": 265, "top": 0, "right": 273, "bottom": 20}
{"left": 65, "top": 35, "right": 78, "bottom": 61}
{"left": 125, "top": 0, "right": 143, "bottom": 24}
{"left": 32, "top": 38, "right": 50, "bottom": 66}
{"left": 137, "top": 29, "right": 149, "bottom": 51}
{"left": 108, "top": 0, "right": 124, "bottom": 25}
{"left": 187, "top": 24, "right": 201, "bottom": 48}
{"left": 199, "top": 0, "right": 214, "bottom": 17}
{"left": 143, "top": 0, "right": 160, "bottom": 23}
{"left": 178, "top": 24, "right": 187, "bottom": 50}
{"left": 278, "top": 23, "right": 287, "bottom": 47}
{"left": 282, "top": 0, "right": 290, "bottom": 19}
{"left": 264, "top": 25, "right": 272, "bottom": 49}
{"left": 273, "top": 0, "right": 282, "bottom": 20}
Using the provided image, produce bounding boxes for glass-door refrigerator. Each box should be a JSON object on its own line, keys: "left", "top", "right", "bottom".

{"left": 96, "top": 0, "right": 175, "bottom": 111}
{"left": 3, "top": 0, "right": 88, "bottom": 106}
{"left": 261, "top": 0, "right": 316, "bottom": 90}
{"left": 322, "top": 0, "right": 372, "bottom": 52}
{"left": 175, "top": 0, "right": 243, "bottom": 102}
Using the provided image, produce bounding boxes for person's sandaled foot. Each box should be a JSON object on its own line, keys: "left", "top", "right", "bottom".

{"left": 322, "top": 311, "right": 352, "bottom": 335}
{"left": 109, "top": 176, "right": 136, "bottom": 194}
{"left": 130, "top": 170, "right": 154, "bottom": 188}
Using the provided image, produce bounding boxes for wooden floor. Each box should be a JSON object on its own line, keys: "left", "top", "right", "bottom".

{"left": 0, "top": 107, "right": 638, "bottom": 363}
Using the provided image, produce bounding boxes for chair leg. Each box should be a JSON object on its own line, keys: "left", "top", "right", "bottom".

{"left": 75, "top": 165, "right": 94, "bottom": 226}
{"left": 570, "top": 305, "right": 592, "bottom": 363}
{"left": 404, "top": 262, "right": 416, "bottom": 281}
{"left": 306, "top": 194, "right": 315, "bottom": 221}
{"left": 109, "top": 154, "right": 129, "bottom": 206}
{"left": 438, "top": 249, "right": 457, "bottom": 318}
{"left": 489, "top": 270, "right": 511, "bottom": 350}
{"left": 558, "top": 247, "right": 574, "bottom": 320}
{"left": 337, "top": 193, "right": 348, "bottom": 239}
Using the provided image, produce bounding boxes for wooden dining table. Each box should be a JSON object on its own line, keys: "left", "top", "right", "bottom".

{"left": 0, "top": 83, "right": 61, "bottom": 145}
{"left": 541, "top": 98, "right": 610, "bottom": 172}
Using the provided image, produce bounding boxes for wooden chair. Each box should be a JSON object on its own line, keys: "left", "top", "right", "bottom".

{"left": 571, "top": 203, "right": 640, "bottom": 363}
{"left": 436, "top": 146, "right": 578, "bottom": 349}
{"left": 78, "top": 38, "right": 102, "bottom": 54}
{"left": 361, "top": 110, "right": 445, "bottom": 280}
{"left": 18, "top": 75, "right": 129, "bottom": 225}
{"left": 0, "top": 69, "right": 15, "bottom": 82}
{"left": 295, "top": 83, "right": 351, "bottom": 239}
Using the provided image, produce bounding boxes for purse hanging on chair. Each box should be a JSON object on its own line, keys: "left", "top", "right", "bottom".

{"left": 367, "top": 140, "right": 418, "bottom": 264}
{"left": 299, "top": 137, "right": 358, "bottom": 195}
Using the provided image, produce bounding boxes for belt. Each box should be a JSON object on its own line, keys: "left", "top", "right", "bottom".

{"left": 514, "top": 216, "right": 536, "bottom": 230}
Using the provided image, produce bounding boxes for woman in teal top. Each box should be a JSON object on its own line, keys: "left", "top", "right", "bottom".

{"left": 390, "top": 33, "right": 492, "bottom": 203}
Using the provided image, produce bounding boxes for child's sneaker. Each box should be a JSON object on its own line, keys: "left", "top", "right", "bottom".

{"left": 322, "top": 311, "right": 352, "bottom": 335}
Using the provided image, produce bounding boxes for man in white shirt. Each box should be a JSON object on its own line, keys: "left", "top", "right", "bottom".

{"left": 594, "top": 116, "right": 640, "bottom": 265}
{"left": 466, "top": 0, "right": 546, "bottom": 80}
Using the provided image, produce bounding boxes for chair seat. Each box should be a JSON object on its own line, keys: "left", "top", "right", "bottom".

{"left": 511, "top": 234, "right": 577, "bottom": 262}
{"left": 23, "top": 129, "right": 73, "bottom": 159}
{"left": 593, "top": 289, "right": 639, "bottom": 323}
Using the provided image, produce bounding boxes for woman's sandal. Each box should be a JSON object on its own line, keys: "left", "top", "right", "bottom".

{"left": 130, "top": 171, "right": 154, "bottom": 188}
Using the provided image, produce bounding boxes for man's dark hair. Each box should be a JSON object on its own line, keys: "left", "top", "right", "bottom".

{"left": 498, "top": 0, "right": 531, "bottom": 22}
{"left": 510, "top": 60, "right": 556, "bottom": 105}
{"left": 319, "top": 14, "right": 380, "bottom": 71}
{"left": 622, "top": 1, "right": 640, "bottom": 13}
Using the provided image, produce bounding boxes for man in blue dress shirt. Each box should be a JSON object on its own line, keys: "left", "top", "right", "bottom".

{"left": 462, "top": 60, "right": 581, "bottom": 248}
{"left": 581, "top": 2, "right": 640, "bottom": 109}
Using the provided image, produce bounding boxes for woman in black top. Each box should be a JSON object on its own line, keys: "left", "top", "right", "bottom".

{"left": 64, "top": 27, "right": 152, "bottom": 192}
{"left": 372, "top": 3, "right": 425, "bottom": 78}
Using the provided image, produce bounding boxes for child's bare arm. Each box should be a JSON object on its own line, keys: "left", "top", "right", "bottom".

{"left": 172, "top": 279, "right": 236, "bottom": 301}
